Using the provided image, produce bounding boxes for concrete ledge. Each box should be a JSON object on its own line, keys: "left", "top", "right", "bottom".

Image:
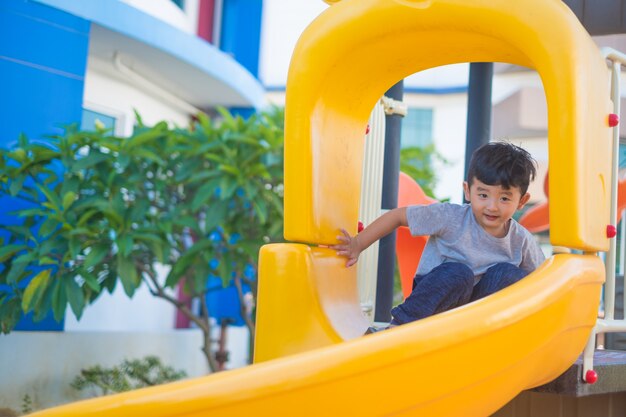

{"left": 533, "top": 350, "right": 626, "bottom": 396}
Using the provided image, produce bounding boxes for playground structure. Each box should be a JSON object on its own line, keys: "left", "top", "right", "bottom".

{"left": 29, "top": 0, "right": 622, "bottom": 416}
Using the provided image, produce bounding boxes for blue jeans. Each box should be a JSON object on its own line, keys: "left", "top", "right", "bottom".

{"left": 389, "top": 262, "right": 528, "bottom": 325}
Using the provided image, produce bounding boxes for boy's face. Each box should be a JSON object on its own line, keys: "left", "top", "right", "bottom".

{"left": 463, "top": 177, "right": 530, "bottom": 238}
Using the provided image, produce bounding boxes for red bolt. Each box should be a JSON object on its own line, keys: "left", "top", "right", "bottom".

{"left": 608, "top": 113, "right": 620, "bottom": 127}
{"left": 607, "top": 225, "right": 617, "bottom": 238}
{"left": 585, "top": 369, "right": 598, "bottom": 384}
{"left": 365, "top": 124, "right": 370, "bottom": 135}
{"left": 358, "top": 221, "right": 364, "bottom": 233}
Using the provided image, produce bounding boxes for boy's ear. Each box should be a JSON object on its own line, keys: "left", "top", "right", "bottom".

{"left": 463, "top": 181, "right": 470, "bottom": 201}
{"left": 517, "top": 193, "right": 531, "bottom": 209}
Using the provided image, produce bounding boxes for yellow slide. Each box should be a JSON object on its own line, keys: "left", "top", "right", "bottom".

{"left": 30, "top": 252, "right": 603, "bottom": 417}
{"left": 32, "top": 0, "right": 613, "bottom": 416}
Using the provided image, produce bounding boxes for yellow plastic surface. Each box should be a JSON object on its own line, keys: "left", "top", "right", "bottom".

{"left": 30, "top": 255, "right": 603, "bottom": 417}
{"left": 30, "top": 1, "right": 611, "bottom": 416}
{"left": 284, "top": 0, "right": 612, "bottom": 251}
{"left": 254, "top": 244, "right": 367, "bottom": 361}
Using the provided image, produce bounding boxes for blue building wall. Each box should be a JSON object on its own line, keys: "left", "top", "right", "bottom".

{"left": 220, "top": 0, "right": 263, "bottom": 119}
{"left": 219, "top": 0, "right": 263, "bottom": 78}
{"left": 0, "top": 0, "right": 90, "bottom": 330}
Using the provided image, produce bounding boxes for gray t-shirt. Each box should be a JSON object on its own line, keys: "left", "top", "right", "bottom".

{"left": 406, "top": 203, "right": 545, "bottom": 281}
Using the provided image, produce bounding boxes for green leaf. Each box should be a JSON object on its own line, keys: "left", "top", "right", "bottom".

{"left": 117, "top": 255, "right": 139, "bottom": 297}
{"left": 80, "top": 272, "right": 101, "bottom": 292}
{"left": 50, "top": 279, "right": 67, "bottom": 322}
{"left": 62, "top": 191, "right": 77, "bottom": 209}
{"left": 65, "top": 278, "right": 85, "bottom": 319}
{"left": 14, "top": 208, "right": 49, "bottom": 218}
{"left": 145, "top": 240, "right": 165, "bottom": 263}
{"left": 71, "top": 152, "right": 111, "bottom": 172}
{"left": 129, "top": 148, "right": 166, "bottom": 165}
{"left": 18, "top": 132, "right": 28, "bottom": 148}
{"left": 5, "top": 225, "right": 32, "bottom": 238}
{"left": 69, "top": 237, "right": 82, "bottom": 258}
{"left": 130, "top": 200, "right": 150, "bottom": 222}
{"left": 60, "top": 176, "right": 80, "bottom": 197}
{"left": 253, "top": 198, "right": 268, "bottom": 224}
{"left": 9, "top": 174, "right": 26, "bottom": 196}
{"left": 218, "top": 164, "right": 240, "bottom": 176}
{"left": 202, "top": 201, "right": 228, "bottom": 233}
{"left": 0, "top": 244, "right": 27, "bottom": 263}
{"left": 124, "top": 124, "right": 166, "bottom": 149}
{"left": 38, "top": 256, "right": 57, "bottom": 266}
{"left": 21, "top": 269, "right": 51, "bottom": 313}
{"left": 103, "top": 269, "right": 118, "bottom": 294}
{"left": 116, "top": 235, "right": 133, "bottom": 257}
{"left": 35, "top": 183, "right": 62, "bottom": 211}
{"left": 165, "top": 257, "right": 191, "bottom": 288}
{"left": 219, "top": 178, "right": 238, "bottom": 201}
{"left": 84, "top": 244, "right": 109, "bottom": 269}
{"left": 191, "top": 179, "right": 220, "bottom": 211}
{"left": 133, "top": 109, "right": 145, "bottom": 127}
{"left": 76, "top": 210, "right": 101, "bottom": 227}
{"left": 6, "top": 260, "right": 28, "bottom": 285}
{"left": 39, "top": 217, "right": 59, "bottom": 237}
{"left": 118, "top": 154, "right": 131, "bottom": 170}
{"left": 172, "top": 216, "right": 198, "bottom": 230}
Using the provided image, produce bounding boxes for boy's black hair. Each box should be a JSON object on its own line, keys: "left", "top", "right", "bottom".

{"left": 467, "top": 142, "right": 537, "bottom": 195}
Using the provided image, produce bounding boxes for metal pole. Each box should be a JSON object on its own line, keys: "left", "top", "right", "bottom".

{"left": 375, "top": 80, "right": 404, "bottom": 322}
{"left": 463, "top": 62, "right": 493, "bottom": 200}
{"left": 605, "top": 59, "right": 621, "bottom": 320}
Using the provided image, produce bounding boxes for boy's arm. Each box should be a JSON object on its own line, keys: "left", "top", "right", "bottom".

{"left": 330, "top": 207, "right": 408, "bottom": 267}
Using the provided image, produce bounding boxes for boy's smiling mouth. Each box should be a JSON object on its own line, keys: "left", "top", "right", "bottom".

{"left": 484, "top": 214, "right": 499, "bottom": 221}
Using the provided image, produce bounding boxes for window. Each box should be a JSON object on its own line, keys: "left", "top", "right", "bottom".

{"left": 401, "top": 108, "right": 433, "bottom": 148}
{"left": 171, "top": 0, "right": 185, "bottom": 10}
{"left": 81, "top": 109, "right": 117, "bottom": 132}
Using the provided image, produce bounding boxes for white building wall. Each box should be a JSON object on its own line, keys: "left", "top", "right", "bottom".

{"left": 0, "top": 331, "right": 209, "bottom": 411}
{"left": 492, "top": 69, "right": 544, "bottom": 104}
{"left": 259, "top": 0, "right": 327, "bottom": 87}
{"left": 84, "top": 58, "right": 192, "bottom": 136}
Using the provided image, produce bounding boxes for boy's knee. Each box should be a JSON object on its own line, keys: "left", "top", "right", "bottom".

{"left": 438, "top": 262, "right": 474, "bottom": 287}
{"left": 486, "top": 263, "right": 528, "bottom": 285}
{"left": 443, "top": 262, "right": 474, "bottom": 279}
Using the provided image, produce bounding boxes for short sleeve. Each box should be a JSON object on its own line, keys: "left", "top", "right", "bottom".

{"left": 405, "top": 203, "right": 454, "bottom": 237}
{"left": 519, "top": 234, "right": 546, "bottom": 273}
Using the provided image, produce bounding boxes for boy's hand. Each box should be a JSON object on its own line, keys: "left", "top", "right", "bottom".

{"left": 330, "top": 228, "right": 361, "bottom": 267}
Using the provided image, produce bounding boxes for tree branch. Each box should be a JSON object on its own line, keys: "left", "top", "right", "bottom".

{"left": 233, "top": 273, "right": 255, "bottom": 363}
{"left": 199, "top": 294, "right": 219, "bottom": 372}
{"left": 137, "top": 263, "right": 209, "bottom": 334}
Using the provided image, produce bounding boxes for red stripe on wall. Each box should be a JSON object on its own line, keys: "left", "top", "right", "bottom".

{"left": 197, "top": 0, "right": 215, "bottom": 43}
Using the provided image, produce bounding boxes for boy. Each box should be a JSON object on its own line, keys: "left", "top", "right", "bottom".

{"left": 331, "top": 142, "right": 545, "bottom": 332}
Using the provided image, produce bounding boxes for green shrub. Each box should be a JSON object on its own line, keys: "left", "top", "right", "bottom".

{"left": 71, "top": 356, "right": 187, "bottom": 396}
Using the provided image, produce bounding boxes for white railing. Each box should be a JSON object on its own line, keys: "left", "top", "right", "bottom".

{"left": 582, "top": 47, "right": 626, "bottom": 381}
{"left": 358, "top": 100, "right": 386, "bottom": 321}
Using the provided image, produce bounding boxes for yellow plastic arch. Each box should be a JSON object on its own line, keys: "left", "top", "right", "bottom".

{"left": 284, "top": 0, "right": 612, "bottom": 251}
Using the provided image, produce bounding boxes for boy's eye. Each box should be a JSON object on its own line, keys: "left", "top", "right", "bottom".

{"left": 478, "top": 193, "right": 488, "bottom": 198}
{"left": 501, "top": 197, "right": 511, "bottom": 202}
